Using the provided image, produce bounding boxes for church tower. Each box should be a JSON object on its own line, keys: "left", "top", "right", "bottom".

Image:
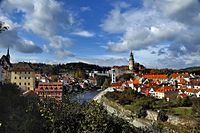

{"left": 6, "top": 48, "right": 10, "bottom": 61}
{"left": 129, "top": 50, "right": 134, "bottom": 71}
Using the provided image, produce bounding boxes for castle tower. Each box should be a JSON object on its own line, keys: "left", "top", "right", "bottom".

{"left": 129, "top": 50, "right": 134, "bottom": 71}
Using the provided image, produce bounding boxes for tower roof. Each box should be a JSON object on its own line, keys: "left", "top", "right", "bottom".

{"left": 129, "top": 50, "right": 134, "bottom": 60}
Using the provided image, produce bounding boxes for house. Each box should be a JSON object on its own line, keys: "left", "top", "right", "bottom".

{"left": 184, "top": 88, "right": 199, "bottom": 96}
{"left": 111, "top": 81, "right": 124, "bottom": 91}
{"left": 155, "top": 86, "right": 178, "bottom": 100}
{"left": 188, "top": 79, "right": 200, "bottom": 89}
{"left": 11, "top": 62, "right": 35, "bottom": 91}
{"left": 170, "top": 73, "right": 190, "bottom": 79}
{"left": 127, "top": 78, "right": 139, "bottom": 90}
{"left": 35, "top": 82, "right": 63, "bottom": 101}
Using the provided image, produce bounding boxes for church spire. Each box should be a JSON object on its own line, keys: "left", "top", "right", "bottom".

{"left": 6, "top": 47, "right": 10, "bottom": 60}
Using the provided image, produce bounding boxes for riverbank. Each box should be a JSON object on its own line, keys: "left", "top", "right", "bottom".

{"left": 93, "top": 88, "right": 152, "bottom": 128}
{"left": 93, "top": 88, "right": 197, "bottom": 132}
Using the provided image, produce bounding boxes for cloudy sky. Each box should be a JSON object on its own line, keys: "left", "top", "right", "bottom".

{"left": 0, "top": 0, "right": 200, "bottom": 69}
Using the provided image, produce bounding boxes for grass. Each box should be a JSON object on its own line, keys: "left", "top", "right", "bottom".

{"left": 169, "top": 107, "right": 193, "bottom": 116}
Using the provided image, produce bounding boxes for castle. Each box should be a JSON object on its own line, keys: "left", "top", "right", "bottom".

{"left": 111, "top": 50, "right": 145, "bottom": 83}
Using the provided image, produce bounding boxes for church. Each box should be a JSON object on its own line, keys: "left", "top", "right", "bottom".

{"left": 0, "top": 48, "right": 12, "bottom": 82}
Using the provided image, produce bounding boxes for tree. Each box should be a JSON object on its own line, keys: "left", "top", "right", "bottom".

{"left": 102, "top": 78, "right": 110, "bottom": 89}
{"left": 157, "top": 110, "right": 168, "bottom": 122}
{"left": 0, "top": 83, "right": 142, "bottom": 133}
{"left": 192, "top": 98, "right": 200, "bottom": 115}
{"left": 135, "top": 106, "right": 147, "bottom": 118}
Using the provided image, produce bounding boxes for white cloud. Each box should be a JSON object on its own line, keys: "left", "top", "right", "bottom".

{"left": 55, "top": 50, "right": 74, "bottom": 59}
{"left": 49, "top": 36, "right": 72, "bottom": 49}
{"left": 0, "top": 0, "right": 76, "bottom": 57}
{"left": 78, "top": 57, "right": 128, "bottom": 67}
{"left": 0, "top": 29, "right": 42, "bottom": 53}
{"left": 80, "top": 6, "right": 91, "bottom": 12}
{"left": 101, "top": 0, "right": 200, "bottom": 68}
{"left": 72, "top": 30, "right": 95, "bottom": 37}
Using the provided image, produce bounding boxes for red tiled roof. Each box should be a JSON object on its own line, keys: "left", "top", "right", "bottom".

{"left": 156, "top": 86, "right": 176, "bottom": 93}
{"left": 188, "top": 80, "right": 200, "bottom": 86}
{"left": 178, "top": 93, "right": 188, "bottom": 98}
{"left": 170, "top": 73, "right": 189, "bottom": 79}
{"left": 143, "top": 74, "right": 168, "bottom": 79}
{"left": 127, "top": 79, "right": 139, "bottom": 85}
{"left": 178, "top": 78, "right": 188, "bottom": 85}
{"left": 111, "top": 81, "right": 124, "bottom": 89}
{"left": 185, "top": 89, "right": 199, "bottom": 93}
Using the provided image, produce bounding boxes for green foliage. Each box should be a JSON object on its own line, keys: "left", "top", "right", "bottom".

{"left": 73, "top": 69, "right": 86, "bottom": 79}
{"left": 30, "top": 62, "right": 110, "bottom": 75}
{"left": 95, "top": 75, "right": 110, "bottom": 87}
{"left": 192, "top": 98, "right": 200, "bottom": 115}
{"left": 102, "top": 78, "right": 110, "bottom": 90}
{"left": 170, "top": 107, "right": 192, "bottom": 116}
{"left": 0, "top": 83, "right": 140, "bottom": 133}
{"left": 0, "top": 83, "right": 47, "bottom": 133}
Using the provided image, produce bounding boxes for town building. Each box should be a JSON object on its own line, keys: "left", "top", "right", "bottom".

{"left": 154, "top": 86, "right": 178, "bottom": 100}
{"left": 11, "top": 62, "right": 35, "bottom": 91}
{"left": 34, "top": 82, "right": 63, "bottom": 101}
{"left": 0, "top": 48, "right": 12, "bottom": 82}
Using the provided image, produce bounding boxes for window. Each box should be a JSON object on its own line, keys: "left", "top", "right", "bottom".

{"left": 14, "top": 77, "right": 17, "bottom": 79}
{"left": 24, "top": 83, "right": 26, "bottom": 85}
{"left": 28, "top": 77, "right": 30, "bottom": 79}
{"left": 28, "top": 83, "right": 30, "bottom": 85}
{"left": 25, "top": 72, "right": 26, "bottom": 74}
{"left": 15, "top": 72, "right": 17, "bottom": 74}
{"left": 27, "top": 87, "right": 30, "bottom": 90}
{"left": 19, "top": 83, "right": 21, "bottom": 85}
{"left": 25, "top": 77, "right": 26, "bottom": 79}
{"left": 28, "top": 72, "right": 30, "bottom": 74}
{"left": 19, "top": 77, "right": 21, "bottom": 79}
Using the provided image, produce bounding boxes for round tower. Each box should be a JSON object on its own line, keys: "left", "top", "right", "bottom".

{"left": 129, "top": 50, "right": 134, "bottom": 71}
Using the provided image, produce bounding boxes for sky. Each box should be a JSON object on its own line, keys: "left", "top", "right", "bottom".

{"left": 0, "top": 0, "right": 200, "bottom": 69}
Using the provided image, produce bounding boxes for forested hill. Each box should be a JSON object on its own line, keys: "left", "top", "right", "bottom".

{"left": 61, "top": 62, "right": 111, "bottom": 71}
{"left": 26, "top": 62, "right": 111, "bottom": 74}
{"left": 177, "top": 66, "right": 200, "bottom": 75}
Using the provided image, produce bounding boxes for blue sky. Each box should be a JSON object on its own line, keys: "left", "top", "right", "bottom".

{"left": 0, "top": 0, "right": 200, "bottom": 68}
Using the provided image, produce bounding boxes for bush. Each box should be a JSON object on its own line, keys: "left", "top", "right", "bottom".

{"left": 157, "top": 110, "right": 168, "bottom": 122}
{"left": 135, "top": 106, "right": 147, "bottom": 118}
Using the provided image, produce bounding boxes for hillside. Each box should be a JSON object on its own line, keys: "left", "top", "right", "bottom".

{"left": 28, "top": 62, "right": 110, "bottom": 75}
{"left": 176, "top": 66, "right": 200, "bottom": 75}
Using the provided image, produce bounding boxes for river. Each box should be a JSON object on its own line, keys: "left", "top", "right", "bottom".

{"left": 75, "top": 89, "right": 100, "bottom": 104}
